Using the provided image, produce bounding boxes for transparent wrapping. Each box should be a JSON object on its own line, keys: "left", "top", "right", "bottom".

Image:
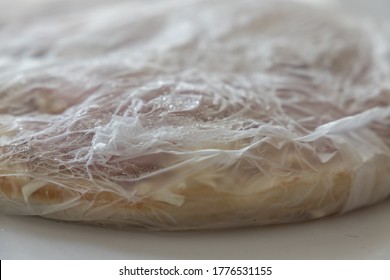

{"left": 0, "top": 0, "right": 390, "bottom": 230}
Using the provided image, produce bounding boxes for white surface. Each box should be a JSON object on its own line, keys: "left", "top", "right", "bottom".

{"left": 1, "top": 0, "right": 390, "bottom": 260}
{"left": 1, "top": 199, "right": 390, "bottom": 259}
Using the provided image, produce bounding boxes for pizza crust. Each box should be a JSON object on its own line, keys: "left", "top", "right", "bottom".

{"left": 0, "top": 162, "right": 352, "bottom": 230}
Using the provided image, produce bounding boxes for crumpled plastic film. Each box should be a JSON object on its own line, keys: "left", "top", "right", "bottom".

{"left": 0, "top": 0, "right": 390, "bottom": 230}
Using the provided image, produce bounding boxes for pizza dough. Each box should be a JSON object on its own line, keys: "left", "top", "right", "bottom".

{"left": 0, "top": 0, "right": 390, "bottom": 230}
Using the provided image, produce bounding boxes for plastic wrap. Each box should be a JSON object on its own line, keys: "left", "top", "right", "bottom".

{"left": 0, "top": 0, "right": 390, "bottom": 230}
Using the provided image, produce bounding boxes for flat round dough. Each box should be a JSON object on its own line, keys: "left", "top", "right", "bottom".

{"left": 0, "top": 0, "right": 390, "bottom": 230}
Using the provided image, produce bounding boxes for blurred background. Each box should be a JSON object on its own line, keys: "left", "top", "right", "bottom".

{"left": 0, "top": 0, "right": 389, "bottom": 21}
{"left": 308, "top": 0, "right": 389, "bottom": 19}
